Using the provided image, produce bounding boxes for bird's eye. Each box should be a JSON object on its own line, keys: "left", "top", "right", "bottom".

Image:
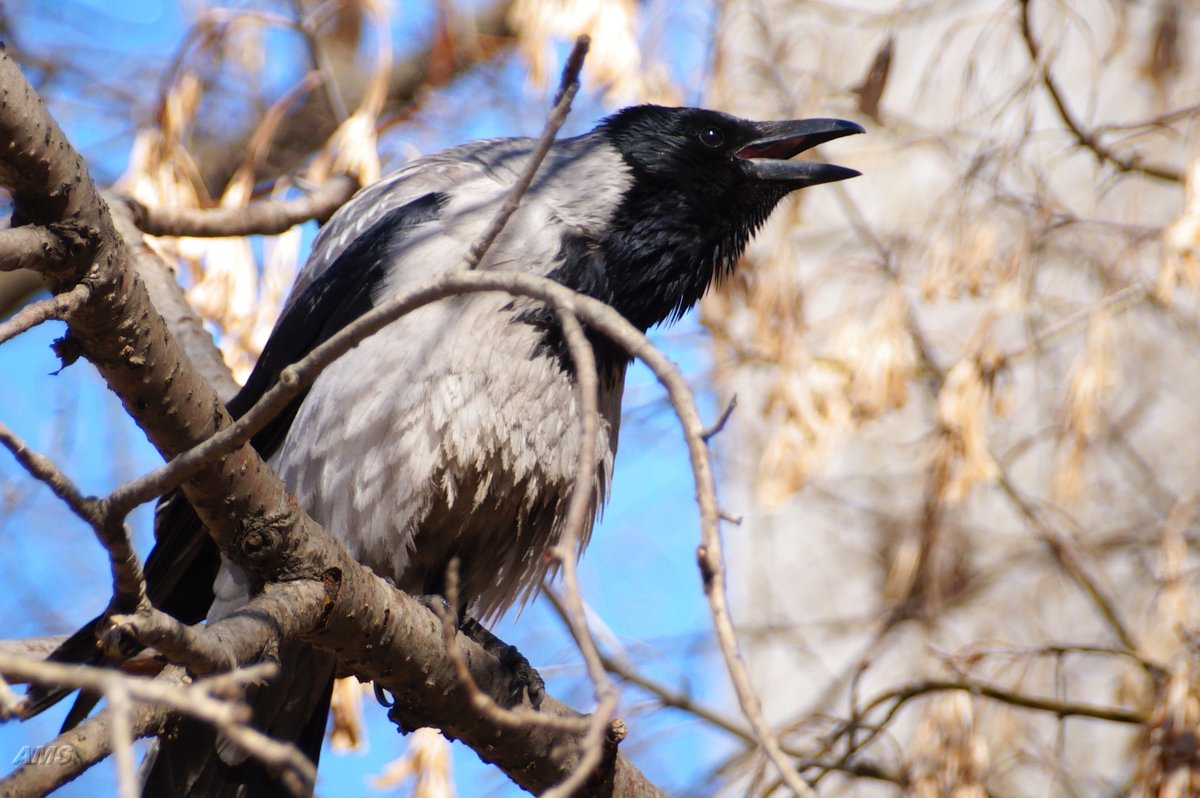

{"left": 698, "top": 126, "right": 725, "bottom": 148}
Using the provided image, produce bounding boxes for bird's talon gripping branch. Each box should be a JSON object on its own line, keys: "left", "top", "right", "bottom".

{"left": 461, "top": 618, "right": 546, "bottom": 709}
{"left": 503, "top": 648, "right": 546, "bottom": 710}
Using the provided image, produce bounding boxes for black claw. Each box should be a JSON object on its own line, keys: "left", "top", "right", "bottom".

{"left": 461, "top": 617, "right": 545, "bottom": 709}
{"left": 373, "top": 684, "right": 394, "bottom": 708}
{"left": 496, "top": 644, "right": 545, "bottom": 709}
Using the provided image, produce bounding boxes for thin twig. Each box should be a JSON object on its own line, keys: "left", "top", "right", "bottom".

{"left": 1002, "top": 279, "right": 1154, "bottom": 363}
{"left": 464, "top": 36, "right": 590, "bottom": 270}
{"left": 0, "top": 282, "right": 91, "bottom": 345}
{"left": 855, "top": 676, "right": 1144, "bottom": 727}
{"left": 0, "top": 421, "right": 147, "bottom": 614}
{"left": 435, "top": 561, "right": 588, "bottom": 733}
{"left": 0, "top": 656, "right": 315, "bottom": 796}
{"left": 541, "top": 309, "right": 622, "bottom": 798}
{"left": 701, "top": 394, "right": 738, "bottom": 442}
{"left": 108, "top": 685, "right": 137, "bottom": 798}
{"left": 996, "top": 473, "right": 1139, "bottom": 653}
{"left": 1017, "top": 0, "right": 1181, "bottom": 184}
{"left": 810, "top": 669, "right": 1146, "bottom": 786}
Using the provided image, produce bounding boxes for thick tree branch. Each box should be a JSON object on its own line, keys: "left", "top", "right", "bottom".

{"left": 106, "top": 579, "right": 327, "bottom": 679}
{"left": 105, "top": 199, "right": 240, "bottom": 403}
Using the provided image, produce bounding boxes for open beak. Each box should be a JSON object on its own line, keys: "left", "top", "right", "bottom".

{"left": 737, "top": 118, "right": 864, "bottom": 187}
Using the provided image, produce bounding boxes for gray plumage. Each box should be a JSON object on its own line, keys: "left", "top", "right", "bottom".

{"left": 255, "top": 136, "right": 630, "bottom": 621}
{"left": 28, "top": 105, "right": 861, "bottom": 797}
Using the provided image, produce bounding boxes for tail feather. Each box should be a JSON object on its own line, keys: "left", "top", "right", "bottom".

{"left": 22, "top": 614, "right": 112, "bottom": 728}
{"left": 141, "top": 644, "right": 335, "bottom": 798}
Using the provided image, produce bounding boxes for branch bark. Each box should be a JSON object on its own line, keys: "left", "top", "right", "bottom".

{"left": 121, "top": 174, "right": 357, "bottom": 238}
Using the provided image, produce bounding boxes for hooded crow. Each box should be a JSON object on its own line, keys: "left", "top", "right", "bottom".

{"left": 29, "top": 104, "right": 861, "bottom": 795}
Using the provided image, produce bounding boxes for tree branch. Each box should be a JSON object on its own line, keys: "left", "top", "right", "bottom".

{"left": 0, "top": 659, "right": 314, "bottom": 797}
{"left": 0, "top": 225, "right": 67, "bottom": 272}
{"left": 105, "top": 199, "right": 240, "bottom": 403}
{"left": 0, "top": 282, "right": 90, "bottom": 345}
{"left": 1017, "top": 0, "right": 1182, "bottom": 184}
{"left": 0, "top": 422, "right": 146, "bottom": 616}
{"left": 122, "top": 174, "right": 357, "bottom": 238}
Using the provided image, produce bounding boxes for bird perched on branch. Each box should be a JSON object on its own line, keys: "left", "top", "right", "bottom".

{"left": 29, "top": 104, "right": 861, "bottom": 795}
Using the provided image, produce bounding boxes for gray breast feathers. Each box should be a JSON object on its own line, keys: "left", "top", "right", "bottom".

{"left": 265, "top": 134, "right": 633, "bottom": 618}
{"left": 270, "top": 292, "right": 624, "bottom": 618}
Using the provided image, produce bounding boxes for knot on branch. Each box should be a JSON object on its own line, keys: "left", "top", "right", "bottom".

{"left": 234, "top": 506, "right": 321, "bottom": 584}
{"left": 238, "top": 521, "right": 284, "bottom": 568}
{"left": 46, "top": 220, "right": 99, "bottom": 261}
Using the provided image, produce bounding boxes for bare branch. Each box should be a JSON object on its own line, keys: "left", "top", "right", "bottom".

{"left": 108, "top": 685, "right": 137, "bottom": 798}
{"left": 701, "top": 394, "right": 738, "bottom": 442}
{"left": 122, "top": 174, "right": 357, "bottom": 238}
{"left": 1017, "top": 0, "right": 1182, "bottom": 183}
{"left": 105, "top": 199, "right": 239, "bottom": 404}
{"left": 0, "top": 658, "right": 315, "bottom": 797}
{"left": 434, "top": 562, "right": 588, "bottom": 733}
{"left": 542, "top": 309, "right": 622, "bottom": 798}
{"left": 0, "top": 638, "right": 67, "bottom": 661}
{"left": 0, "top": 283, "right": 89, "bottom": 345}
{"left": 465, "top": 35, "right": 589, "bottom": 271}
{"left": 0, "top": 421, "right": 147, "bottom": 614}
{"left": 0, "top": 224, "right": 67, "bottom": 272}
{"left": 859, "top": 676, "right": 1146, "bottom": 727}
{"left": 109, "top": 579, "right": 327, "bottom": 679}
{"left": 2, "top": 683, "right": 174, "bottom": 795}
{"left": 995, "top": 473, "right": 1139, "bottom": 654}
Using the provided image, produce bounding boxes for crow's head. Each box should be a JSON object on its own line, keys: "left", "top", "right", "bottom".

{"left": 592, "top": 105, "right": 863, "bottom": 330}
{"left": 601, "top": 105, "right": 861, "bottom": 201}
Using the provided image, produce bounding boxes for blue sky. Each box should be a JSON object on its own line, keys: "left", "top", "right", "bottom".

{"left": 0, "top": 2, "right": 738, "bottom": 795}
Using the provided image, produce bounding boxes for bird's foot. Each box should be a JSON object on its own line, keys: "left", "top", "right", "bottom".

{"left": 461, "top": 618, "right": 545, "bottom": 709}
{"left": 415, "top": 593, "right": 454, "bottom": 619}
